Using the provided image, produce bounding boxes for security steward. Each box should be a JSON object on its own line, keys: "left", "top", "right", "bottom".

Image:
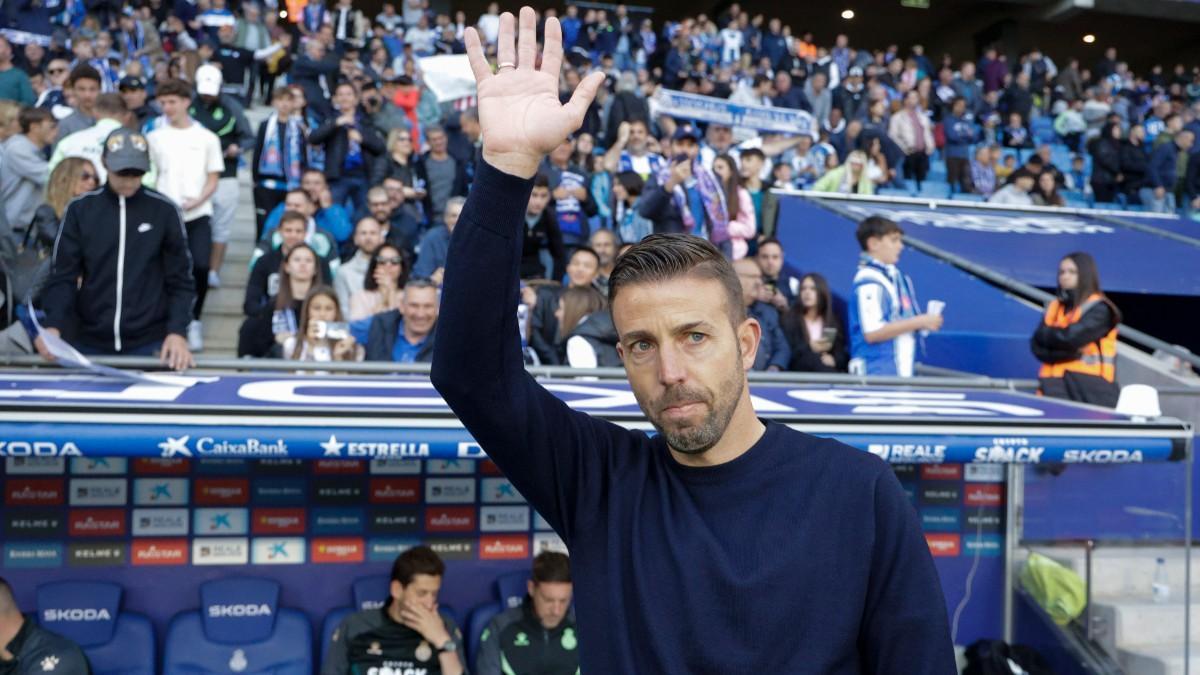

{"left": 0, "top": 577, "right": 91, "bottom": 674}
{"left": 322, "top": 546, "right": 466, "bottom": 675}
{"left": 1031, "top": 251, "right": 1120, "bottom": 407}
{"left": 476, "top": 552, "right": 579, "bottom": 675}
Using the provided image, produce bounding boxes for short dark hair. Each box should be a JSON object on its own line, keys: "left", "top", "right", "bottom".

{"left": 286, "top": 188, "right": 313, "bottom": 202}
{"left": 740, "top": 148, "right": 765, "bottom": 163}
{"left": 614, "top": 171, "right": 644, "bottom": 197}
{"left": 570, "top": 245, "right": 600, "bottom": 267}
{"left": 390, "top": 545, "right": 445, "bottom": 587}
{"left": 156, "top": 78, "right": 193, "bottom": 100}
{"left": 532, "top": 173, "right": 551, "bottom": 189}
{"left": 364, "top": 244, "right": 409, "bottom": 291}
{"left": 609, "top": 233, "right": 746, "bottom": 327}
{"left": 531, "top": 551, "right": 571, "bottom": 584}
{"left": 278, "top": 210, "right": 308, "bottom": 228}
{"left": 68, "top": 64, "right": 102, "bottom": 87}
{"left": 855, "top": 216, "right": 904, "bottom": 251}
{"left": 757, "top": 236, "right": 783, "bottom": 254}
{"left": 18, "top": 106, "right": 54, "bottom": 133}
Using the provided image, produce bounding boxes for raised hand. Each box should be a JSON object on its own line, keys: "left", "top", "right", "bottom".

{"left": 464, "top": 6, "right": 605, "bottom": 178}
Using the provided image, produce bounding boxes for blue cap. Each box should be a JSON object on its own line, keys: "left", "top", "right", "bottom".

{"left": 672, "top": 125, "right": 700, "bottom": 142}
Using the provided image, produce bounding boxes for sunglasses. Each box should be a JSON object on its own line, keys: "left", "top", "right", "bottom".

{"left": 80, "top": 172, "right": 98, "bottom": 181}
{"left": 375, "top": 256, "right": 403, "bottom": 266}
{"left": 48, "top": 68, "right": 67, "bottom": 75}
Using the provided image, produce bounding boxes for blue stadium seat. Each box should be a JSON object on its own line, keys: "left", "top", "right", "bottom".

{"left": 163, "top": 578, "right": 311, "bottom": 675}
{"left": 950, "top": 193, "right": 986, "bottom": 203}
{"left": 1031, "top": 117, "right": 1057, "bottom": 144}
{"left": 876, "top": 187, "right": 912, "bottom": 198}
{"left": 917, "top": 181, "right": 952, "bottom": 199}
{"left": 36, "top": 581, "right": 155, "bottom": 675}
{"left": 465, "top": 602, "right": 504, "bottom": 667}
{"left": 494, "top": 570, "right": 531, "bottom": 610}
{"left": 352, "top": 574, "right": 391, "bottom": 611}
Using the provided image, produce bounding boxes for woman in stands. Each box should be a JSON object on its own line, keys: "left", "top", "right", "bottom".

{"left": 556, "top": 285, "right": 620, "bottom": 368}
{"left": 710, "top": 154, "right": 757, "bottom": 260}
{"left": 782, "top": 273, "right": 848, "bottom": 372}
{"left": 813, "top": 150, "right": 875, "bottom": 195}
{"left": 237, "top": 243, "right": 324, "bottom": 357}
{"left": 1031, "top": 252, "right": 1121, "bottom": 407}
{"left": 1031, "top": 171, "right": 1066, "bottom": 207}
{"left": 30, "top": 158, "right": 99, "bottom": 252}
{"left": 347, "top": 243, "right": 409, "bottom": 321}
{"left": 376, "top": 127, "right": 431, "bottom": 223}
{"left": 283, "top": 286, "right": 363, "bottom": 362}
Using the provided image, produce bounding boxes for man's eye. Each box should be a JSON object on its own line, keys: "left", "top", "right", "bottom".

{"left": 688, "top": 333, "right": 705, "bottom": 343}
{"left": 632, "top": 341, "right": 652, "bottom": 352}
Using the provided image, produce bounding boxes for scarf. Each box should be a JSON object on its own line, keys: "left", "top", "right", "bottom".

{"left": 859, "top": 255, "right": 918, "bottom": 321}
{"left": 121, "top": 21, "right": 145, "bottom": 56}
{"left": 303, "top": 4, "right": 326, "bottom": 33}
{"left": 259, "top": 112, "right": 304, "bottom": 189}
{"left": 392, "top": 88, "right": 422, "bottom": 151}
{"left": 302, "top": 111, "right": 326, "bottom": 171}
{"left": 654, "top": 159, "right": 728, "bottom": 242}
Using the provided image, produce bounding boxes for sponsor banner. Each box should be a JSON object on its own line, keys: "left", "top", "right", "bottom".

{"left": 920, "top": 464, "right": 963, "bottom": 481}
{"left": 4, "top": 542, "right": 63, "bottom": 568}
{"left": 67, "top": 541, "right": 126, "bottom": 567}
{"left": 368, "top": 538, "right": 421, "bottom": 562}
{"left": 311, "top": 507, "right": 366, "bottom": 535}
{"left": 193, "top": 508, "right": 250, "bottom": 536}
{"left": 132, "top": 508, "right": 190, "bottom": 536}
{"left": 311, "top": 537, "right": 365, "bottom": 563}
{"left": 69, "top": 509, "right": 127, "bottom": 537}
{"left": 252, "top": 477, "right": 307, "bottom": 505}
{"left": 251, "top": 508, "right": 306, "bottom": 535}
{"left": 7, "top": 457, "right": 67, "bottom": 474}
{"left": 920, "top": 485, "right": 961, "bottom": 507}
{"left": 313, "top": 459, "right": 366, "bottom": 474}
{"left": 481, "top": 506, "right": 531, "bottom": 533}
{"left": 425, "top": 538, "right": 474, "bottom": 561}
{"left": 312, "top": 477, "right": 365, "bottom": 505}
{"left": 532, "top": 532, "right": 568, "bottom": 555}
{"left": 533, "top": 512, "right": 553, "bottom": 532}
{"left": 425, "top": 478, "right": 476, "bottom": 504}
{"left": 479, "top": 535, "right": 530, "bottom": 560}
{"left": 370, "top": 508, "right": 422, "bottom": 534}
{"left": 963, "top": 534, "right": 1003, "bottom": 557}
{"left": 426, "top": 507, "right": 476, "bottom": 533}
{"left": 193, "top": 459, "right": 250, "bottom": 474}
{"left": 0, "top": 441, "right": 81, "bottom": 458}
{"left": 251, "top": 537, "right": 307, "bottom": 564}
{"left": 5, "top": 478, "right": 65, "bottom": 506}
{"left": 653, "top": 89, "right": 819, "bottom": 136}
{"left": 131, "top": 539, "right": 189, "bottom": 566}
{"left": 194, "top": 478, "right": 250, "bottom": 506}
{"left": 964, "top": 464, "right": 1006, "bottom": 483}
{"left": 841, "top": 434, "right": 1171, "bottom": 465}
{"left": 132, "top": 478, "right": 188, "bottom": 506}
{"left": 253, "top": 459, "right": 306, "bottom": 475}
{"left": 4, "top": 509, "right": 65, "bottom": 538}
{"left": 965, "top": 509, "right": 1004, "bottom": 532}
{"left": 192, "top": 537, "right": 249, "bottom": 565}
{"left": 318, "top": 433, "right": 432, "bottom": 459}
{"left": 925, "top": 534, "right": 961, "bottom": 557}
{"left": 370, "top": 478, "right": 421, "bottom": 504}
{"left": 891, "top": 464, "right": 918, "bottom": 480}
{"left": 480, "top": 478, "right": 525, "bottom": 504}
{"left": 69, "top": 478, "right": 127, "bottom": 506}
{"left": 965, "top": 484, "right": 1005, "bottom": 507}
{"left": 132, "top": 458, "right": 190, "bottom": 475}
{"left": 919, "top": 507, "right": 962, "bottom": 533}
{"left": 426, "top": 459, "right": 475, "bottom": 475}
{"left": 69, "top": 457, "right": 127, "bottom": 475}
{"left": 369, "top": 459, "right": 422, "bottom": 475}
{"left": 157, "top": 434, "right": 288, "bottom": 459}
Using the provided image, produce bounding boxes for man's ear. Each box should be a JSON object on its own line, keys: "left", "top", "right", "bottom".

{"left": 616, "top": 340, "right": 625, "bottom": 363}
{"left": 737, "top": 317, "right": 761, "bottom": 372}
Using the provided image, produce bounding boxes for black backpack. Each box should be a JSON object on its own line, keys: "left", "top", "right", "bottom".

{"left": 964, "top": 640, "right": 1054, "bottom": 675}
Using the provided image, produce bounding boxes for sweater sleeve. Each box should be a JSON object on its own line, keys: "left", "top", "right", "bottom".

{"left": 431, "top": 160, "right": 630, "bottom": 544}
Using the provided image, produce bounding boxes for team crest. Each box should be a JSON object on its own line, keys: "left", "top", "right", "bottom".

{"left": 414, "top": 641, "right": 433, "bottom": 661}
{"left": 561, "top": 627, "right": 578, "bottom": 651}
{"left": 367, "top": 641, "right": 383, "bottom": 656}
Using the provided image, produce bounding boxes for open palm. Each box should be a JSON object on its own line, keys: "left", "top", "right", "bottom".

{"left": 465, "top": 6, "right": 605, "bottom": 178}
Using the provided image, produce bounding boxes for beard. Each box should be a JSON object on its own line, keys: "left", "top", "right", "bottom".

{"left": 640, "top": 350, "right": 745, "bottom": 456}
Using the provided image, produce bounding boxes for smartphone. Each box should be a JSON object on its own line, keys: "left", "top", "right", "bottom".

{"left": 821, "top": 327, "right": 839, "bottom": 343}
{"left": 673, "top": 153, "right": 689, "bottom": 164}
{"left": 315, "top": 321, "right": 351, "bottom": 341}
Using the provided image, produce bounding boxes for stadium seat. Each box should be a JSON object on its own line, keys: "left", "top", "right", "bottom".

{"left": 465, "top": 602, "right": 504, "bottom": 666}
{"left": 352, "top": 574, "right": 391, "bottom": 611}
{"left": 494, "top": 570, "right": 531, "bottom": 610}
{"left": 876, "top": 187, "right": 912, "bottom": 198}
{"left": 36, "top": 581, "right": 155, "bottom": 675}
{"left": 950, "top": 193, "right": 985, "bottom": 203}
{"left": 163, "top": 577, "right": 311, "bottom": 675}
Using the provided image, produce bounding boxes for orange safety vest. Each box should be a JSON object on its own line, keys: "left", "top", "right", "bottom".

{"left": 1038, "top": 293, "right": 1117, "bottom": 382}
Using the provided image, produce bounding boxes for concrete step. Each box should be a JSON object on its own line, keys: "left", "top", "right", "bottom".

{"left": 1090, "top": 596, "right": 1197, "bottom": 652}
{"left": 1041, "top": 548, "right": 1199, "bottom": 599}
{"left": 1119, "top": 642, "right": 1200, "bottom": 675}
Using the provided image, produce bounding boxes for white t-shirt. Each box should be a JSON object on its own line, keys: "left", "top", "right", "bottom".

{"left": 148, "top": 122, "right": 224, "bottom": 221}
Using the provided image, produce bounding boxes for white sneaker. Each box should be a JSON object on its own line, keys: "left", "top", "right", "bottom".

{"left": 207, "top": 270, "right": 221, "bottom": 288}
{"left": 187, "top": 320, "right": 204, "bottom": 352}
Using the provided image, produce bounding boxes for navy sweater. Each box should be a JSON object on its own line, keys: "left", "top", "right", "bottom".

{"left": 432, "top": 160, "right": 957, "bottom": 674}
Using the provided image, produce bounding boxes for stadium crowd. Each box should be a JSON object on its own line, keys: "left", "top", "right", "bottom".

{"left": 0, "top": 0, "right": 1195, "bottom": 375}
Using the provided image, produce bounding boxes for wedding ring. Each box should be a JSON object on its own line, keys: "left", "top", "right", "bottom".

{"left": 498, "top": 61, "right": 516, "bottom": 70}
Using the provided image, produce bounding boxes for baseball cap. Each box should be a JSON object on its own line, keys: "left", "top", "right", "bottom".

{"left": 848, "top": 66, "right": 864, "bottom": 77}
{"left": 102, "top": 128, "right": 151, "bottom": 174}
{"left": 672, "top": 125, "right": 700, "bottom": 142}
{"left": 118, "top": 75, "right": 145, "bottom": 91}
{"left": 195, "top": 64, "right": 222, "bottom": 97}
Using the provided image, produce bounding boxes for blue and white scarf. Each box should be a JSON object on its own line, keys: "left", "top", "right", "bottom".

{"left": 258, "top": 112, "right": 305, "bottom": 190}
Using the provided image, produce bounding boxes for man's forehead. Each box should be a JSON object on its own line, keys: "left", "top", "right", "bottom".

{"left": 613, "top": 278, "right": 729, "bottom": 332}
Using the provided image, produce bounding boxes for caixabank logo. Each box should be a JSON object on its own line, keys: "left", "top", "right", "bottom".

{"left": 5, "top": 478, "right": 65, "bottom": 506}
{"left": 193, "top": 508, "right": 250, "bottom": 536}
{"left": 251, "top": 537, "right": 306, "bottom": 565}
{"left": 132, "top": 478, "right": 188, "bottom": 506}
{"left": 480, "top": 478, "right": 525, "bottom": 504}
{"left": 69, "top": 457, "right": 127, "bottom": 475}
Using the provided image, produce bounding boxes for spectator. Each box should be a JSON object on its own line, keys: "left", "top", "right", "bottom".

{"left": 772, "top": 71, "right": 809, "bottom": 110}
{"left": 322, "top": 546, "right": 466, "bottom": 674}
{"left": 638, "top": 125, "right": 722, "bottom": 235}
{"left": 530, "top": 247, "right": 600, "bottom": 365}
{"left": 252, "top": 87, "right": 306, "bottom": 241}
{"left": 1152, "top": 113, "right": 1183, "bottom": 150}
{"left": 0, "top": 107, "right": 55, "bottom": 231}
{"left": 1143, "top": 129, "right": 1194, "bottom": 213}
{"left": 737, "top": 149, "right": 777, "bottom": 239}
{"left": 49, "top": 93, "right": 127, "bottom": 183}
{"left": 1031, "top": 252, "right": 1121, "bottom": 408}
{"left": 813, "top": 150, "right": 874, "bottom": 194}
{"left": 1088, "top": 122, "right": 1123, "bottom": 203}
{"left": 833, "top": 66, "right": 866, "bottom": 120}
{"left": 542, "top": 135, "right": 595, "bottom": 249}
{"left": 969, "top": 146, "right": 997, "bottom": 197}
{"left": 423, "top": 124, "right": 468, "bottom": 222}
{"left": 0, "top": 37, "right": 34, "bottom": 106}
{"left": 988, "top": 169, "right": 1036, "bottom": 206}
{"left": 291, "top": 37, "right": 339, "bottom": 120}
{"left": 1000, "top": 111, "right": 1032, "bottom": 155}
{"left": 245, "top": 211, "right": 332, "bottom": 323}
{"left": 239, "top": 242, "right": 323, "bottom": 358}
{"left": 378, "top": 128, "right": 432, "bottom": 225}
{"left": 782, "top": 272, "right": 848, "bottom": 372}
{"left": 347, "top": 242, "right": 408, "bottom": 320}
{"left": 848, "top": 216, "right": 941, "bottom": 377}
{"left": 254, "top": 188, "right": 342, "bottom": 272}
{"left": 360, "top": 183, "right": 420, "bottom": 256}
{"left": 1032, "top": 171, "right": 1066, "bottom": 207}
{"left": 1056, "top": 58, "right": 1085, "bottom": 103}
{"left": 27, "top": 158, "right": 99, "bottom": 263}
{"left": 520, "top": 174, "right": 566, "bottom": 280}
{"left": 755, "top": 238, "right": 801, "bottom": 310}
{"left": 589, "top": 227, "right": 618, "bottom": 292}
{"left": 311, "top": 81, "right": 386, "bottom": 211}
{"left": 611, "top": 171, "right": 652, "bottom": 246}
{"left": 1119, "top": 124, "right": 1148, "bottom": 203}
{"left": 605, "top": 72, "right": 650, "bottom": 145}
{"left": 350, "top": 278, "right": 439, "bottom": 363}
{"left": 1001, "top": 71, "right": 1034, "bottom": 126}
{"left": 942, "top": 98, "right": 978, "bottom": 193}
{"left": 733, "top": 257, "right": 789, "bottom": 371}
{"left": 54, "top": 65, "right": 103, "bottom": 143}
{"left": 282, "top": 286, "right": 362, "bottom": 362}
{"left": 804, "top": 71, "right": 833, "bottom": 125}
{"left": 412, "top": 196, "right": 464, "bottom": 282}
{"left": 1054, "top": 99, "right": 1087, "bottom": 152}
{"left": 556, "top": 285, "right": 619, "bottom": 367}
{"left": 602, "top": 119, "right": 666, "bottom": 182}
{"left": 34, "top": 58, "right": 70, "bottom": 113}
{"left": 710, "top": 154, "right": 756, "bottom": 260}
{"left": 38, "top": 127, "right": 194, "bottom": 370}
{"left": 476, "top": 551, "right": 579, "bottom": 675}
{"left": 335, "top": 217, "right": 384, "bottom": 312}
{"left": 0, "top": 577, "right": 90, "bottom": 673}
{"left": 1064, "top": 155, "right": 1092, "bottom": 198}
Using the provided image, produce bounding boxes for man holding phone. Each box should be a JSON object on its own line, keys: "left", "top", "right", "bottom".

{"left": 637, "top": 125, "right": 720, "bottom": 238}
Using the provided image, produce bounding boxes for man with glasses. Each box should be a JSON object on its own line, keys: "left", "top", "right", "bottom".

{"left": 35, "top": 58, "right": 71, "bottom": 112}
{"left": 49, "top": 93, "right": 130, "bottom": 183}
{"left": 37, "top": 127, "right": 196, "bottom": 371}
{"left": 365, "top": 184, "right": 420, "bottom": 255}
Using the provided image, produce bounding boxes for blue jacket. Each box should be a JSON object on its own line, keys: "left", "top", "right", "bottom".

{"left": 942, "top": 115, "right": 978, "bottom": 159}
{"left": 412, "top": 225, "right": 451, "bottom": 279}
{"left": 748, "top": 301, "right": 791, "bottom": 371}
{"left": 1147, "top": 141, "right": 1182, "bottom": 189}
